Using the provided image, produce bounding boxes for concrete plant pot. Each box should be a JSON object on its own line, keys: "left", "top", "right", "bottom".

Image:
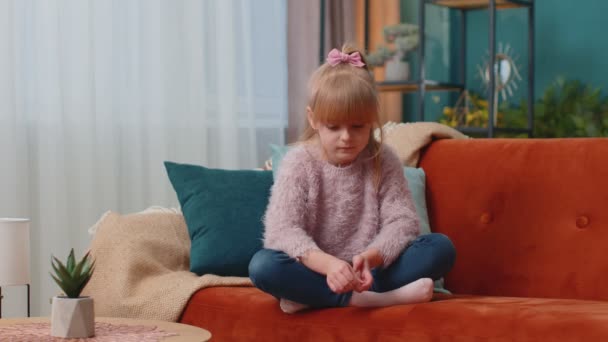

{"left": 51, "top": 296, "right": 95, "bottom": 338}
{"left": 385, "top": 59, "right": 410, "bottom": 81}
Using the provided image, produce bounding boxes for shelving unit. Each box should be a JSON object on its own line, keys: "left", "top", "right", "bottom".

{"left": 376, "top": 80, "right": 464, "bottom": 92}
{"left": 425, "top": 0, "right": 535, "bottom": 137}
{"left": 431, "top": 0, "right": 530, "bottom": 10}
{"left": 319, "top": 0, "right": 535, "bottom": 138}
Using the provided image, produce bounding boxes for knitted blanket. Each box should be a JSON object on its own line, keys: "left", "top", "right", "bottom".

{"left": 380, "top": 121, "right": 469, "bottom": 166}
{"left": 82, "top": 210, "right": 251, "bottom": 322}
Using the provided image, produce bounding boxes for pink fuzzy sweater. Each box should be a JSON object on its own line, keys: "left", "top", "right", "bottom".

{"left": 263, "top": 143, "right": 420, "bottom": 267}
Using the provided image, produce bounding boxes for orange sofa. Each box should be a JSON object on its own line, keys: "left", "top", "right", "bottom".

{"left": 179, "top": 138, "right": 608, "bottom": 341}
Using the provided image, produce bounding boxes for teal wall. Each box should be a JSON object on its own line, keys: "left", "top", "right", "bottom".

{"left": 399, "top": 0, "right": 608, "bottom": 122}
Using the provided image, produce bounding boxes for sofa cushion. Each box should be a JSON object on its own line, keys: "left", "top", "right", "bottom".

{"left": 164, "top": 161, "right": 273, "bottom": 277}
{"left": 403, "top": 167, "right": 431, "bottom": 235}
{"left": 180, "top": 286, "right": 608, "bottom": 341}
{"left": 420, "top": 138, "right": 608, "bottom": 301}
{"left": 180, "top": 287, "right": 608, "bottom": 341}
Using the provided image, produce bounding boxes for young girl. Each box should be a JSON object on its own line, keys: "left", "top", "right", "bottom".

{"left": 249, "top": 45, "right": 456, "bottom": 313}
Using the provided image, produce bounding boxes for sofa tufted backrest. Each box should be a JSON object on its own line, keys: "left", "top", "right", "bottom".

{"left": 420, "top": 138, "right": 608, "bottom": 301}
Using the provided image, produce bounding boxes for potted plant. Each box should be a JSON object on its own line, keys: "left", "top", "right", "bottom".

{"left": 50, "top": 248, "right": 96, "bottom": 338}
{"left": 440, "top": 79, "right": 608, "bottom": 138}
{"left": 367, "top": 23, "right": 419, "bottom": 81}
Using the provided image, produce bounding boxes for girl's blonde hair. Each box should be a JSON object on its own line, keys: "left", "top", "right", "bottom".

{"left": 300, "top": 44, "right": 384, "bottom": 190}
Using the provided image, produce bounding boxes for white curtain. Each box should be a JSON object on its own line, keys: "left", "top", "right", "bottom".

{"left": 0, "top": 0, "right": 287, "bottom": 317}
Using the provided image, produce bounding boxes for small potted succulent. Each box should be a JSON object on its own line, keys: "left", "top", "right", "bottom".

{"left": 50, "top": 248, "right": 96, "bottom": 338}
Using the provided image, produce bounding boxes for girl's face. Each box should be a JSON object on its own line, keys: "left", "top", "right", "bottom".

{"left": 308, "top": 108, "right": 372, "bottom": 166}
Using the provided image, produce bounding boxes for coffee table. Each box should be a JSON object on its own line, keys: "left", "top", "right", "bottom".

{"left": 0, "top": 316, "right": 211, "bottom": 341}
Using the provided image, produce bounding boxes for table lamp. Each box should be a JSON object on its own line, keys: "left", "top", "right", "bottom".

{"left": 0, "top": 218, "right": 31, "bottom": 318}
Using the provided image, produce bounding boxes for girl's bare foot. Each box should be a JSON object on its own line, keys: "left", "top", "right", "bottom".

{"left": 280, "top": 298, "right": 309, "bottom": 314}
{"left": 350, "top": 278, "right": 434, "bottom": 307}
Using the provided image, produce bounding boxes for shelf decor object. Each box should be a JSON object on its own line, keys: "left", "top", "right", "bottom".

{"left": 477, "top": 42, "right": 523, "bottom": 126}
{"left": 50, "top": 248, "right": 96, "bottom": 338}
{"left": 367, "top": 23, "right": 420, "bottom": 81}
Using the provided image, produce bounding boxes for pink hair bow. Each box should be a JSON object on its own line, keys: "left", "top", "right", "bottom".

{"left": 326, "top": 49, "right": 366, "bottom": 68}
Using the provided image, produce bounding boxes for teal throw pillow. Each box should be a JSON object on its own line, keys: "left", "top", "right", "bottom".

{"left": 403, "top": 167, "right": 431, "bottom": 236}
{"left": 164, "top": 161, "right": 273, "bottom": 277}
{"left": 270, "top": 144, "right": 290, "bottom": 179}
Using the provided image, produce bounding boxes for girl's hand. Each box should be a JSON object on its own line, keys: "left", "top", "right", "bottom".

{"left": 352, "top": 254, "right": 373, "bottom": 292}
{"left": 326, "top": 258, "right": 357, "bottom": 294}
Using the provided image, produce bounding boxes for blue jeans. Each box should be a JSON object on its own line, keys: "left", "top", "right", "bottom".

{"left": 248, "top": 233, "right": 456, "bottom": 308}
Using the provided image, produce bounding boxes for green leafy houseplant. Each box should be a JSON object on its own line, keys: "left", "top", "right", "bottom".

{"left": 440, "top": 78, "right": 608, "bottom": 138}
{"left": 530, "top": 78, "right": 608, "bottom": 137}
{"left": 50, "top": 248, "right": 95, "bottom": 298}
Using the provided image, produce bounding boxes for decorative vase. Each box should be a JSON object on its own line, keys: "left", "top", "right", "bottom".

{"left": 384, "top": 56, "right": 410, "bottom": 81}
{"left": 51, "top": 296, "right": 95, "bottom": 338}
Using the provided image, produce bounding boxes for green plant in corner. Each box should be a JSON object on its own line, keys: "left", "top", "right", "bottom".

{"left": 50, "top": 248, "right": 95, "bottom": 298}
{"left": 502, "top": 78, "right": 608, "bottom": 137}
{"left": 439, "top": 78, "right": 608, "bottom": 138}
{"left": 533, "top": 78, "right": 608, "bottom": 137}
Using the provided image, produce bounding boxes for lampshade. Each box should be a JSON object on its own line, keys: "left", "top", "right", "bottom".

{"left": 0, "top": 218, "right": 31, "bottom": 286}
